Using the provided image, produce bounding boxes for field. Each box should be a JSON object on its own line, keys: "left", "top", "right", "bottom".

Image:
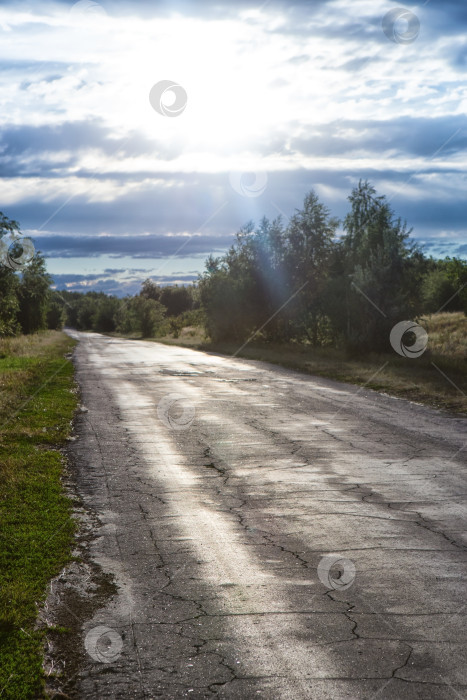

{"left": 0, "top": 331, "right": 77, "bottom": 699}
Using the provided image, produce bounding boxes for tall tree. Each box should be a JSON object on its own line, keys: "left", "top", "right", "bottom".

{"left": 284, "top": 191, "right": 339, "bottom": 344}
{"left": 94, "top": 295, "right": 121, "bottom": 333}
{"left": 0, "top": 213, "right": 21, "bottom": 336}
{"left": 140, "top": 278, "right": 161, "bottom": 301}
{"left": 331, "top": 180, "right": 423, "bottom": 353}
{"left": 127, "top": 296, "right": 166, "bottom": 337}
{"left": 17, "top": 252, "right": 51, "bottom": 334}
{"left": 160, "top": 286, "right": 192, "bottom": 317}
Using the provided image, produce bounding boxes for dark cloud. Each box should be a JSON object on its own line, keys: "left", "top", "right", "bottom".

{"left": 36, "top": 233, "right": 234, "bottom": 258}
{"left": 6, "top": 163, "right": 464, "bottom": 250}
{"left": 51, "top": 270, "right": 198, "bottom": 296}
{"left": 4, "top": 0, "right": 467, "bottom": 32}
{"left": 0, "top": 120, "right": 168, "bottom": 176}
{"left": 1, "top": 0, "right": 331, "bottom": 20}
{"left": 3, "top": 112, "right": 464, "bottom": 184}
{"left": 289, "top": 115, "right": 467, "bottom": 159}
{"left": 53, "top": 275, "right": 141, "bottom": 296}
{"left": 421, "top": 0, "right": 467, "bottom": 34}
{"left": 14, "top": 179, "right": 234, "bottom": 237}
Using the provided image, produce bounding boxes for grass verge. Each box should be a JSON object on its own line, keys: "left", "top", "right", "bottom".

{"left": 0, "top": 331, "right": 77, "bottom": 699}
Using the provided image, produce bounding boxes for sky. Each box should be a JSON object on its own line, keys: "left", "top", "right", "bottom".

{"left": 0, "top": 0, "right": 466, "bottom": 296}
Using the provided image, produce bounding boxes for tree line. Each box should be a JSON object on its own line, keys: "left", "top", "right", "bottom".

{"left": 56, "top": 280, "right": 200, "bottom": 338}
{"left": 199, "top": 181, "right": 467, "bottom": 352}
{"left": 1, "top": 181, "right": 466, "bottom": 353}
{"left": 0, "top": 213, "right": 199, "bottom": 339}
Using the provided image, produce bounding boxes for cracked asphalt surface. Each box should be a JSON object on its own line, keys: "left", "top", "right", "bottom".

{"left": 64, "top": 331, "right": 467, "bottom": 699}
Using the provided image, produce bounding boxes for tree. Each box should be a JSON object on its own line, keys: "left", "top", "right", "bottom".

{"left": 77, "top": 295, "right": 98, "bottom": 330}
{"left": 160, "top": 285, "right": 192, "bottom": 317}
{"left": 198, "top": 222, "right": 265, "bottom": 342}
{"left": 57, "top": 290, "right": 81, "bottom": 328}
{"left": 422, "top": 268, "right": 458, "bottom": 314}
{"left": 422, "top": 257, "right": 467, "bottom": 314}
{"left": 199, "top": 268, "right": 248, "bottom": 341}
{"left": 284, "top": 192, "right": 338, "bottom": 344}
{"left": 327, "top": 180, "right": 423, "bottom": 353}
{"left": 47, "top": 294, "right": 65, "bottom": 330}
{"left": 0, "top": 213, "right": 22, "bottom": 336}
{"left": 199, "top": 193, "right": 339, "bottom": 345}
{"left": 127, "top": 296, "right": 165, "bottom": 337}
{"left": 0, "top": 266, "right": 20, "bottom": 336}
{"left": 94, "top": 296, "right": 121, "bottom": 333}
{"left": 17, "top": 252, "right": 51, "bottom": 334}
{"left": 140, "top": 278, "right": 161, "bottom": 301}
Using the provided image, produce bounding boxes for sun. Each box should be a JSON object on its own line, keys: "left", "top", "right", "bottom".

{"left": 89, "top": 13, "right": 299, "bottom": 167}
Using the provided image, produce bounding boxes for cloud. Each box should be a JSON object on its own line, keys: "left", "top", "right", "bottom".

{"left": 10, "top": 162, "right": 465, "bottom": 250}
{"left": 0, "top": 120, "right": 168, "bottom": 176}
{"left": 289, "top": 116, "right": 467, "bottom": 159}
{"left": 35, "top": 233, "right": 234, "bottom": 258}
{"left": 0, "top": 0, "right": 465, "bottom": 300}
{"left": 51, "top": 270, "right": 199, "bottom": 296}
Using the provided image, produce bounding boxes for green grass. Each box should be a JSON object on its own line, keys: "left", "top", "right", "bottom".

{"left": 0, "top": 331, "right": 77, "bottom": 699}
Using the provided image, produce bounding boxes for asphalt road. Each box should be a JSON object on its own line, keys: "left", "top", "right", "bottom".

{"left": 63, "top": 331, "right": 467, "bottom": 699}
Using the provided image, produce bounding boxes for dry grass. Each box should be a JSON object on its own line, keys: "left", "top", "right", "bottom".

{"left": 420, "top": 312, "right": 467, "bottom": 361}
{"left": 0, "top": 330, "right": 66, "bottom": 358}
{"left": 159, "top": 325, "right": 207, "bottom": 347}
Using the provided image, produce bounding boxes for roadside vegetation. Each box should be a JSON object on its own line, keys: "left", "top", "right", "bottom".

{"left": 3, "top": 181, "right": 465, "bottom": 353}
{"left": 0, "top": 180, "right": 466, "bottom": 419}
{"left": 34, "top": 181, "right": 466, "bottom": 415}
{"left": 0, "top": 331, "right": 77, "bottom": 699}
